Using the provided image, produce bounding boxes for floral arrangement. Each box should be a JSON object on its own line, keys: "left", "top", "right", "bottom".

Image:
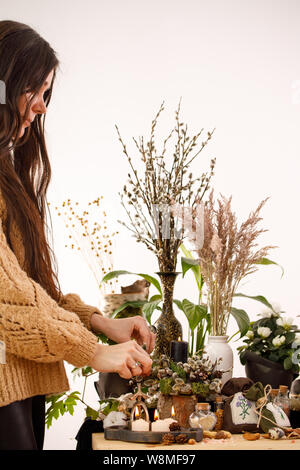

{"left": 172, "top": 190, "right": 275, "bottom": 336}
{"left": 116, "top": 100, "right": 216, "bottom": 272}
{"left": 238, "top": 303, "right": 300, "bottom": 372}
{"left": 129, "top": 353, "right": 223, "bottom": 404}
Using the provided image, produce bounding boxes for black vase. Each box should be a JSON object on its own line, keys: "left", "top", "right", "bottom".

{"left": 94, "top": 372, "right": 132, "bottom": 400}
{"left": 153, "top": 271, "right": 182, "bottom": 359}
{"left": 243, "top": 350, "right": 296, "bottom": 389}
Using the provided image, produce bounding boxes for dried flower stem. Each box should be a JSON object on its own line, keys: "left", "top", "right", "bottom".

{"left": 117, "top": 100, "right": 216, "bottom": 272}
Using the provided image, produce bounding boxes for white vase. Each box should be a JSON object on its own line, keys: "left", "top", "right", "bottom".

{"left": 205, "top": 336, "right": 233, "bottom": 386}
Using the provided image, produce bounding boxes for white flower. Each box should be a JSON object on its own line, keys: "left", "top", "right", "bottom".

{"left": 258, "top": 301, "right": 282, "bottom": 319}
{"left": 272, "top": 335, "right": 286, "bottom": 347}
{"left": 294, "top": 333, "right": 300, "bottom": 346}
{"left": 257, "top": 327, "right": 272, "bottom": 338}
{"left": 276, "top": 317, "right": 294, "bottom": 330}
{"left": 258, "top": 310, "right": 273, "bottom": 319}
{"left": 246, "top": 330, "right": 254, "bottom": 339}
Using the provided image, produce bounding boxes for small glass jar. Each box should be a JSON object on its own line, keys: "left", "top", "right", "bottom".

{"left": 289, "top": 376, "right": 300, "bottom": 428}
{"left": 274, "top": 385, "right": 290, "bottom": 417}
{"left": 214, "top": 396, "right": 224, "bottom": 431}
{"left": 269, "top": 389, "right": 279, "bottom": 403}
{"left": 189, "top": 403, "right": 217, "bottom": 431}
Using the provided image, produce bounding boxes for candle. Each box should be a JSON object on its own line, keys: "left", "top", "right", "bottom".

{"left": 170, "top": 337, "right": 188, "bottom": 363}
{"left": 151, "top": 409, "right": 177, "bottom": 432}
{"left": 131, "top": 406, "right": 150, "bottom": 431}
{"left": 131, "top": 419, "right": 150, "bottom": 431}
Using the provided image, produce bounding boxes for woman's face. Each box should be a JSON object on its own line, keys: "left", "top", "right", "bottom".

{"left": 14, "top": 68, "right": 54, "bottom": 140}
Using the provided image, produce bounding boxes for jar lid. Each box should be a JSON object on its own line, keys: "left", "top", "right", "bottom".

{"left": 279, "top": 385, "right": 288, "bottom": 392}
{"left": 215, "top": 396, "right": 223, "bottom": 403}
{"left": 270, "top": 389, "right": 279, "bottom": 396}
{"left": 196, "top": 402, "right": 210, "bottom": 410}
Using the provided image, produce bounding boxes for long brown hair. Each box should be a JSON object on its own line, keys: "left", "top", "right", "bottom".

{"left": 0, "top": 20, "right": 62, "bottom": 302}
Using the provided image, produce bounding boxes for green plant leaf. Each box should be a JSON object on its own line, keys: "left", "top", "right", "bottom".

{"left": 137, "top": 273, "right": 162, "bottom": 295}
{"left": 181, "top": 256, "right": 201, "bottom": 277}
{"left": 86, "top": 406, "right": 99, "bottom": 420}
{"left": 142, "top": 298, "right": 162, "bottom": 324}
{"left": 173, "top": 299, "right": 183, "bottom": 311}
{"left": 180, "top": 244, "right": 204, "bottom": 292}
{"left": 100, "top": 270, "right": 162, "bottom": 295}
{"left": 284, "top": 357, "right": 293, "bottom": 370}
{"left": 45, "top": 392, "right": 81, "bottom": 429}
{"left": 233, "top": 293, "right": 275, "bottom": 312}
{"left": 180, "top": 299, "right": 206, "bottom": 332}
{"left": 256, "top": 257, "right": 284, "bottom": 278}
{"left": 230, "top": 307, "right": 250, "bottom": 338}
{"left": 111, "top": 300, "right": 147, "bottom": 318}
{"left": 100, "top": 270, "right": 133, "bottom": 283}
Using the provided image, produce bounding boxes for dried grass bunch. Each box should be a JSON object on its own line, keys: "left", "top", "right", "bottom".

{"left": 116, "top": 100, "right": 216, "bottom": 272}
{"left": 174, "top": 190, "right": 275, "bottom": 335}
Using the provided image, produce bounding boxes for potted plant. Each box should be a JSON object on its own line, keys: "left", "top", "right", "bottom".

{"left": 171, "top": 190, "right": 275, "bottom": 384}
{"left": 238, "top": 303, "right": 300, "bottom": 388}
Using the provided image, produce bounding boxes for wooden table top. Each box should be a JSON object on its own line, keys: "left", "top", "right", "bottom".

{"left": 92, "top": 432, "right": 300, "bottom": 451}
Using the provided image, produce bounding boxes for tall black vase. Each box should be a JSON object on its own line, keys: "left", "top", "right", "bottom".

{"left": 153, "top": 271, "right": 182, "bottom": 359}
{"left": 243, "top": 350, "right": 296, "bottom": 389}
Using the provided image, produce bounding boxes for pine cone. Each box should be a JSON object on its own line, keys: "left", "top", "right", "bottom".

{"left": 162, "top": 433, "right": 175, "bottom": 445}
{"left": 175, "top": 433, "right": 188, "bottom": 444}
{"left": 169, "top": 421, "right": 181, "bottom": 432}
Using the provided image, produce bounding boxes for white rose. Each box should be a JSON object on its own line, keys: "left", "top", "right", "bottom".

{"left": 257, "top": 327, "right": 271, "bottom": 338}
{"left": 258, "top": 301, "right": 282, "bottom": 318}
{"left": 258, "top": 310, "right": 272, "bottom": 319}
{"left": 272, "top": 335, "right": 286, "bottom": 347}
{"left": 276, "top": 317, "right": 293, "bottom": 330}
{"left": 294, "top": 334, "right": 300, "bottom": 346}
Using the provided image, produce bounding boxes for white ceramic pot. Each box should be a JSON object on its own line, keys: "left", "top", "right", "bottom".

{"left": 205, "top": 335, "right": 233, "bottom": 386}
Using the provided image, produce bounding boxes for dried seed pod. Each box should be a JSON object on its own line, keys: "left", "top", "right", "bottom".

{"left": 175, "top": 433, "right": 188, "bottom": 444}
{"left": 169, "top": 421, "right": 181, "bottom": 432}
{"left": 162, "top": 433, "right": 175, "bottom": 445}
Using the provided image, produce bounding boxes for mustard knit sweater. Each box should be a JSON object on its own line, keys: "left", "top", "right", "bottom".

{"left": 0, "top": 188, "right": 102, "bottom": 407}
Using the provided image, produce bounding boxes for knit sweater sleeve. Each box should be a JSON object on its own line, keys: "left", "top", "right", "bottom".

{"left": 0, "top": 219, "right": 98, "bottom": 368}
{"left": 57, "top": 292, "right": 103, "bottom": 331}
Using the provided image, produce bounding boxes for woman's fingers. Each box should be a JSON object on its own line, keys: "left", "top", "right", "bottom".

{"left": 130, "top": 345, "right": 152, "bottom": 376}
{"left": 127, "top": 359, "right": 143, "bottom": 377}
{"left": 149, "top": 332, "right": 156, "bottom": 353}
{"left": 119, "top": 364, "right": 133, "bottom": 380}
{"left": 132, "top": 317, "right": 156, "bottom": 353}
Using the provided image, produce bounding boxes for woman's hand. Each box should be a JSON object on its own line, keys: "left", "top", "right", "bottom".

{"left": 89, "top": 341, "right": 152, "bottom": 379}
{"left": 91, "top": 314, "right": 156, "bottom": 354}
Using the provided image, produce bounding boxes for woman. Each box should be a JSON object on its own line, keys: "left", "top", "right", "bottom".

{"left": 0, "top": 20, "right": 155, "bottom": 450}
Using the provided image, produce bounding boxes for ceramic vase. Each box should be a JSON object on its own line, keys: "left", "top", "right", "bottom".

{"left": 205, "top": 335, "right": 233, "bottom": 386}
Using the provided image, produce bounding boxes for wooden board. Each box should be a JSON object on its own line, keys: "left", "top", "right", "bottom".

{"left": 104, "top": 425, "right": 203, "bottom": 444}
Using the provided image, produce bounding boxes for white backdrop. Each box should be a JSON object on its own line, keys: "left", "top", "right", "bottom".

{"left": 1, "top": 0, "right": 300, "bottom": 450}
